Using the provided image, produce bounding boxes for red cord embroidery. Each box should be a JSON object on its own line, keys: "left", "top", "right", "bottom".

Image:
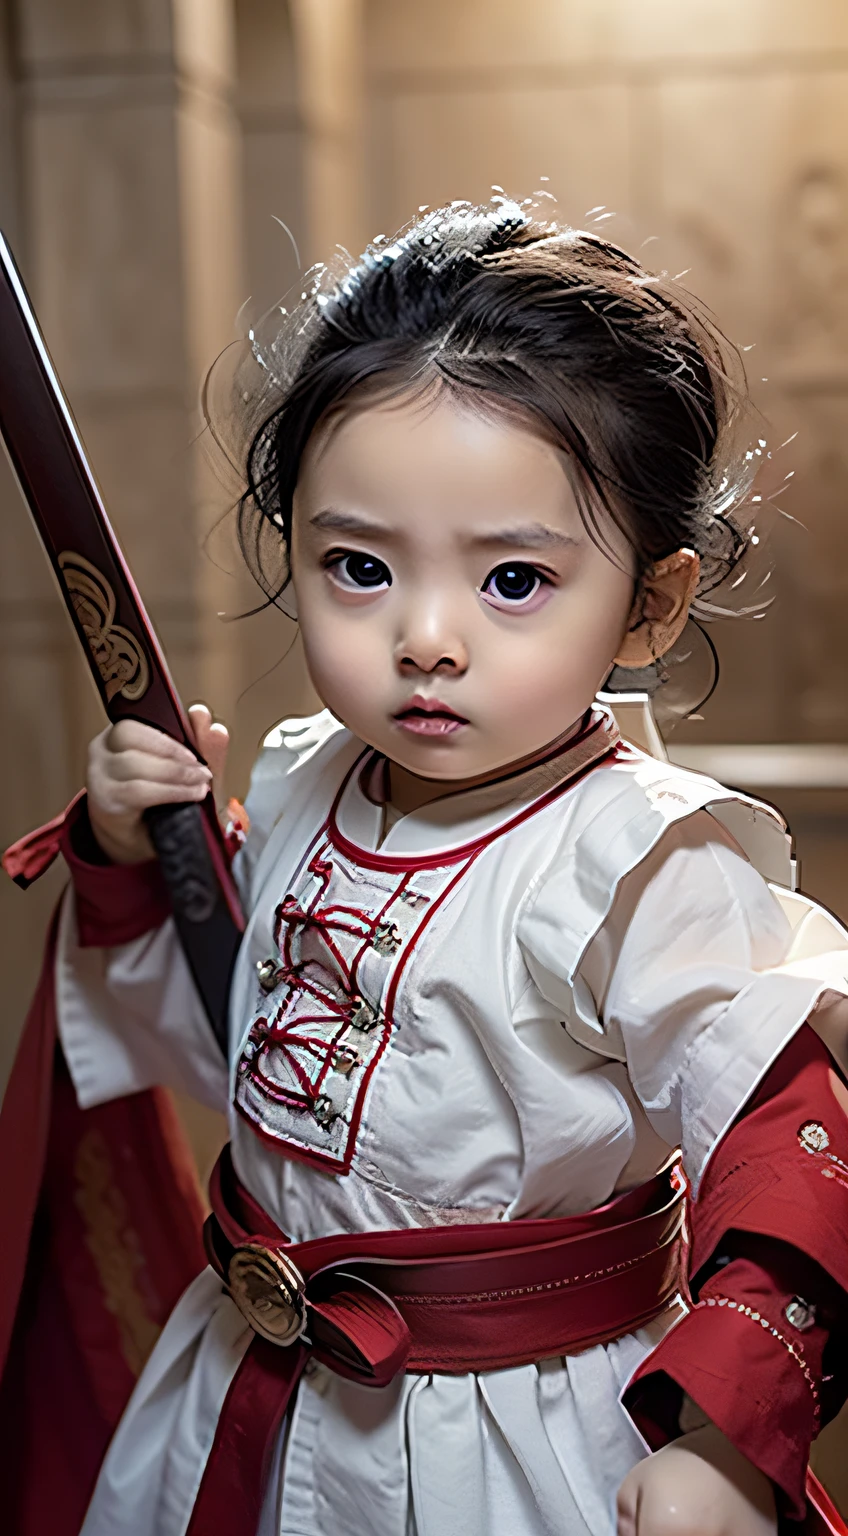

{"left": 234, "top": 831, "right": 477, "bottom": 1173}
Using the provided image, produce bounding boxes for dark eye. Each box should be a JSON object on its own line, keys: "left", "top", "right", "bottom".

{"left": 331, "top": 552, "right": 392, "bottom": 590}
{"left": 481, "top": 562, "right": 542, "bottom": 605}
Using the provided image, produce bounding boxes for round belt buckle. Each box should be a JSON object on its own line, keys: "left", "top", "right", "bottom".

{"left": 227, "top": 1243, "right": 307, "bottom": 1346}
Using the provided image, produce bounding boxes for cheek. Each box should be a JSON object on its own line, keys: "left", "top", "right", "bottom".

{"left": 481, "top": 575, "right": 634, "bottom": 706}
{"left": 561, "top": 564, "right": 637, "bottom": 664}
{"left": 295, "top": 586, "right": 384, "bottom": 710}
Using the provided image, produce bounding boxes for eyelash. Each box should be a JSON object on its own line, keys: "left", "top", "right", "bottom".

{"left": 323, "top": 551, "right": 554, "bottom": 606}
{"left": 480, "top": 562, "right": 553, "bottom": 607}
{"left": 324, "top": 551, "right": 392, "bottom": 590}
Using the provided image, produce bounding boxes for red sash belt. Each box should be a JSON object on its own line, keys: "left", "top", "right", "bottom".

{"left": 187, "top": 1146, "right": 686, "bottom": 1536}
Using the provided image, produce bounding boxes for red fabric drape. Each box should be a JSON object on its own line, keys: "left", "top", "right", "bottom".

{"left": 0, "top": 909, "right": 208, "bottom": 1535}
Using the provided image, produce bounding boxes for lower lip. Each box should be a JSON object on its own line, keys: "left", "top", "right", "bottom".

{"left": 394, "top": 714, "right": 467, "bottom": 737}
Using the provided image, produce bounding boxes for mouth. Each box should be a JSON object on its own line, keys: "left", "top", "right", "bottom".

{"left": 392, "top": 694, "right": 469, "bottom": 738}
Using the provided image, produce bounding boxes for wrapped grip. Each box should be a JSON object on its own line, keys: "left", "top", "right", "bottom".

{"left": 144, "top": 801, "right": 240, "bottom": 1055}
{"left": 145, "top": 801, "right": 217, "bottom": 923}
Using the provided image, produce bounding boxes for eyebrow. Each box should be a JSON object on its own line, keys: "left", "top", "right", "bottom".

{"left": 469, "top": 522, "right": 580, "bottom": 552}
{"left": 308, "top": 509, "right": 579, "bottom": 551}
{"left": 308, "top": 508, "right": 393, "bottom": 537}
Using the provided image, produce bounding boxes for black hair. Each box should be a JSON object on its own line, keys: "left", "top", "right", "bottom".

{"left": 224, "top": 198, "right": 758, "bottom": 629}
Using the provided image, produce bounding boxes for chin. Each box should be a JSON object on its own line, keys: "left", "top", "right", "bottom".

{"left": 388, "top": 736, "right": 479, "bottom": 777}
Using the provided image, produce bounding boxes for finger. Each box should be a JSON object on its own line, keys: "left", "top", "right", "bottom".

{"left": 188, "top": 704, "right": 229, "bottom": 766}
{"left": 89, "top": 772, "right": 211, "bottom": 819}
{"left": 104, "top": 750, "right": 212, "bottom": 789}
{"left": 188, "top": 705, "right": 230, "bottom": 804}
{"left": 204, "top": 723, "right": 230, "bottom": 785}
{"left": 187, "top": 703, "right": 212, "bottom": 753}
{"left": 105, "top": 719, "right": 200, "bottom": 766}
{"left": 109, "top": 778, "right": 211, "bottom": 813}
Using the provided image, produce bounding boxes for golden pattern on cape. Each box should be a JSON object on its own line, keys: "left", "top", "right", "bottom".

{"left": 74, "top": 1127, "right": 161, "bottom": 1376}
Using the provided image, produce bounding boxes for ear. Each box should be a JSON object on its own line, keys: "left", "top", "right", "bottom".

{"left": 614, "top": 549, "right": 700, "bottom": 669}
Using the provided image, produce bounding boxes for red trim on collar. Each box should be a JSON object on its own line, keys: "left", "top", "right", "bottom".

{"left": 327, "top": 711, "right": 620, "bottom": 873}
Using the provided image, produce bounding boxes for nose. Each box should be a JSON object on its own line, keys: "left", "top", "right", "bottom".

{"left": 394, "top": 591, "right": 469, "bottom": 677}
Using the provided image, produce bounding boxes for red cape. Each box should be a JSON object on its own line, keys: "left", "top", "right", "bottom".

{"left": 0, "top": 908, "right": 207, "bottom": 1534}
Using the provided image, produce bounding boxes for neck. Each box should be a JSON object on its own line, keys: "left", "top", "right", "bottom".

{"left": 386, "top": 713, "right": 590, "bottom": 817}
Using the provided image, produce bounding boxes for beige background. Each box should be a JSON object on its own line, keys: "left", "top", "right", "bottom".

{"left": 2, "top": 0, "right": 848, "bottom": 1504}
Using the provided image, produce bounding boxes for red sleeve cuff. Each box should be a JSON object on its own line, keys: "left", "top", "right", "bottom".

{"left": 60, "top": 796, "right": 172, "bottom": 947}
{"left": 625, "top": 1252, "right": 826, "bottom": 1520}
{"left": 623, "top": 1028, "right": 848, "bottom": 1525}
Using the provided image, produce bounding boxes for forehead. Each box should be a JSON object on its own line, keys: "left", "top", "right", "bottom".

{"left": 296, "top": 389, "right": 582, "bottom": 533}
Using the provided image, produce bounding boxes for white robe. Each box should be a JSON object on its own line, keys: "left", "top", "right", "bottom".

{"left": 56, "top": 707, "right": 848, "bottom": 1536}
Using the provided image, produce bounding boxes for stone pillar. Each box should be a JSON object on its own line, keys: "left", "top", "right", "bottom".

{"left": 0, "top": 0, "right": 71, "bottom": 1082}
{"left": 236, "top": 0, "right": 305, "bottom": 313}
{"left": 290, "top": 0, "right": 366, "bottom": 264}
{"left": 225, "top": 0, "right": 331, "bottom": 786}
{"left": 17, "top": 0, "right": 245, "bottom": 716}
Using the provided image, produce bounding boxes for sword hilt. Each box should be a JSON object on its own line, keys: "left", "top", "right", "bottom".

{"left": 145, "top": 800, "right": 240, "bottom": 1054}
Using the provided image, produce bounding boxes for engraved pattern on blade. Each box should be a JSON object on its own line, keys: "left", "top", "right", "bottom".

{"left": 58, "top": 550, "right": 150, "bottom": 703}
{"left": 234, "top": 831, "right": 470, "bottom": 1172}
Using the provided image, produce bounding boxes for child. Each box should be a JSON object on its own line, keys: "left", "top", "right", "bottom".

{"left": 23, "top": 201, "right": 848, "bottom": 1534}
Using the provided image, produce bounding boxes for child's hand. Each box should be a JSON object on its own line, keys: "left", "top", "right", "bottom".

{"left": 617, "top": 1425, "right": 777, "bottom": 1536}
{"left": 86, "top": 703, "right": 229, "bottom": 865}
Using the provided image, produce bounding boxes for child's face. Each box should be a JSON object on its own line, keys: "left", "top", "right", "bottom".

{"left": 290, "top": 389, "right": 637, "bottom": 784}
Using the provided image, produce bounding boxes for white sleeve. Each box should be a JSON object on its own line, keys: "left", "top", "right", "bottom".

{"left": 231, "top": 710, "right": 341, "bottom": 906}
{"left": 55, "top": 888, "right": 229, "bottom": 1112}
{"left": 521, "top": 810, "right": 848, "bottom": 1188}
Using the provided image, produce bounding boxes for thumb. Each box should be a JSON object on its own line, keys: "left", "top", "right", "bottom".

{"left": 188, "top": 703, "right": 230, "bottom": 808}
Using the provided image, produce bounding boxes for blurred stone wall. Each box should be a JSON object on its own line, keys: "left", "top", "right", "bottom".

{"left": 365, "top": 0, "right": 848, "bottom": 749}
